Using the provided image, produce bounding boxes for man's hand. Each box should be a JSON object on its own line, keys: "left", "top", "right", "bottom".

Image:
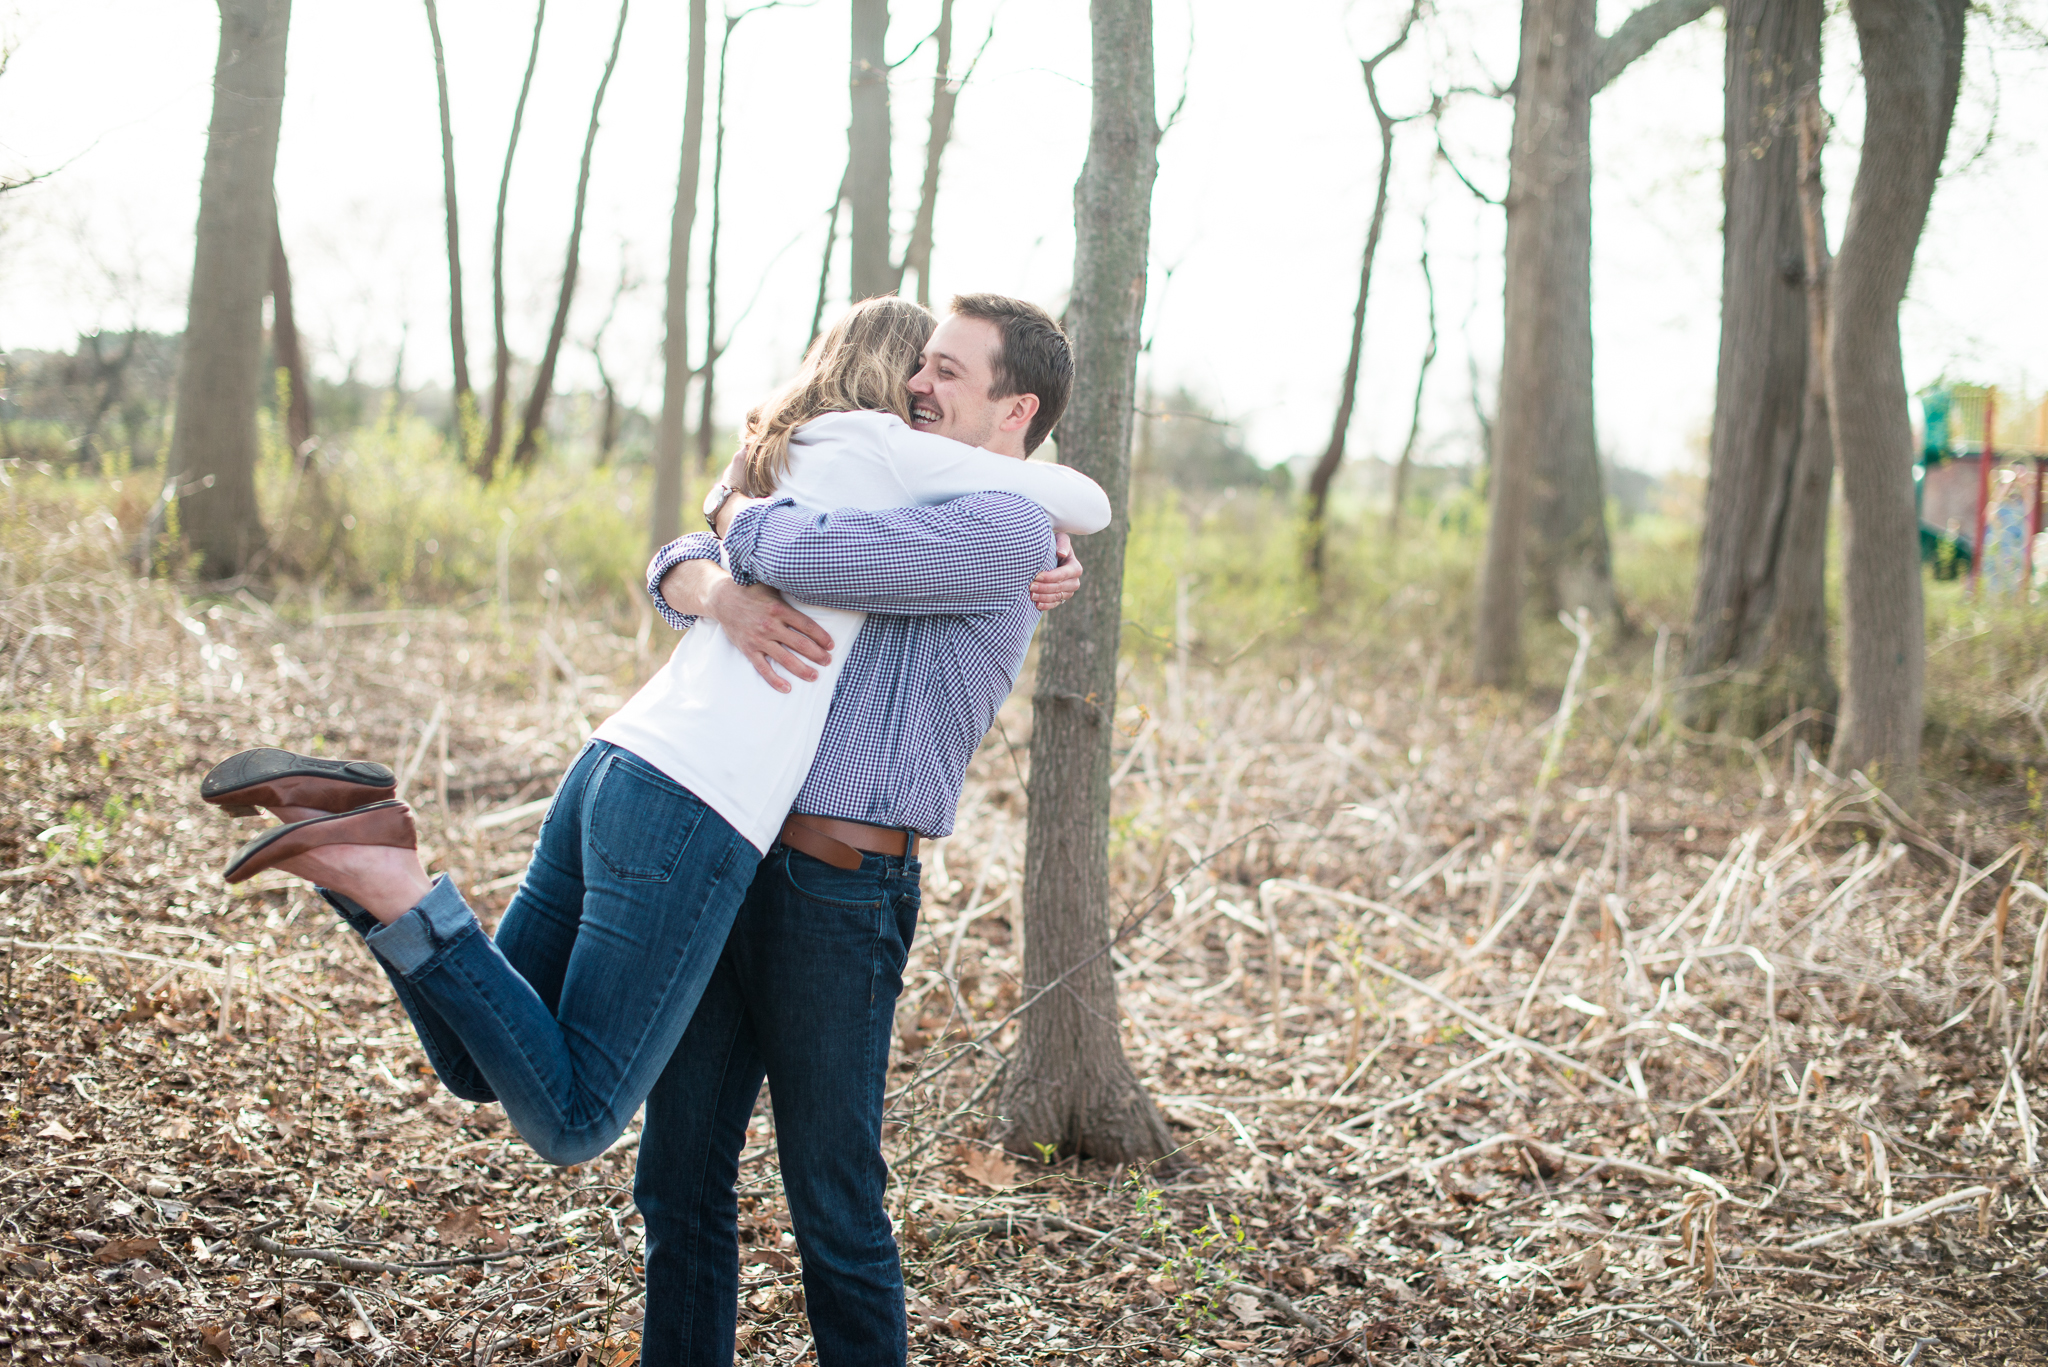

{"left": 707, "top": 579, "right": 834, "bottom": 693}
{"left": 659, "top": 558, "right": 833, "bottom": 692}
{"left": 1029, "top": 532, "right": 1082, "bottom": 612}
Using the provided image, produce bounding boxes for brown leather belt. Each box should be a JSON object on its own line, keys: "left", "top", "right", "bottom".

{"left": 777, "top": 813, "right": 920, "bottom": 870}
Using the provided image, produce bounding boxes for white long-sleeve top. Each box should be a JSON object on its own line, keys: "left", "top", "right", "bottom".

{"left": 593, "top": 409, "right": 1111, "bottom": 851}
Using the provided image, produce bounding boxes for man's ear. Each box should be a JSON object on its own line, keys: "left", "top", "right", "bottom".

{"left": 997, "top": 392, "right": 1041, "bottom": 435}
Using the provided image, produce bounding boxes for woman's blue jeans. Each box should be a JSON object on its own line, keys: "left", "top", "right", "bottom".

{"left": 326, "top": 740, "right": 759, "bottom": 1167}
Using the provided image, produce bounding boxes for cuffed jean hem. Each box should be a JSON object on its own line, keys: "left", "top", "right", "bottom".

{"left": 359, "top": 874, "right": 479, "bottom": 976}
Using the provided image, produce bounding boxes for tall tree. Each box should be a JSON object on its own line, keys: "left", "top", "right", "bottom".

{"left": 847, "top": 0, "right": 892, "bottom": 300}
{"left": 1303, "top": 7, "right": 1418, "bottom": 579}
{"left": 481, "top": 0, "right": 547, "bottom": 478}
{"left": 269, "top": 206, "right": 315, "bottom": 458}
{"left": 422, "top": 0, "right": 473, "bottom": 441}
{"left": 1386, "top": 229, "right": 1438, "bottom": 537}
{"left": 169, "top": 0, "right": 292, "bottom": 581}
{"left": 1472, "top": 0, "right": 1714, "bottom": 686}
{"left": 994, "top": 0, "right": 1170, "bottom": 1164}
{"left": 511, "top": 0, "right": 630, "bottom": 470}
{"left": 1683, "top": 0, "right": 1831, "bottom": 731}
{"left": 897, "top": 2, "right": 991, "bottom": 306}
{"left": 650, "top": 0, "right": 709, "bottom": 551}
{"left": 1828, "top": 0, "right": 1966, "bottom": 800}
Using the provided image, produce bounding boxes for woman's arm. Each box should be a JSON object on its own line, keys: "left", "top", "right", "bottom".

{"left": 882, "top": 425, "right": 1112, "bottom": 534}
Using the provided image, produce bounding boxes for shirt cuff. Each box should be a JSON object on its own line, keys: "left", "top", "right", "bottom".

{"left": 646, "top": 533, "right": 722, "bottom": 630}
{"left": 721, "top": 498, "right": 798, "bottom": 589}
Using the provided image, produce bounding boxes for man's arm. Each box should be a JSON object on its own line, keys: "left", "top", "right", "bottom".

{"left": 723, "top": 493, "right": 1056, "bottom": 618}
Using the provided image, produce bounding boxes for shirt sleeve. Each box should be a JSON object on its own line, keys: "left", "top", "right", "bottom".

{"left": 724, "top": 492, "right": 1054, "bottom": 617}
{"left": 878, "top": 425, "right": 1113, "bottom": 534}
{"left": 645, "top": 532, "right": 723, "bottom": 630}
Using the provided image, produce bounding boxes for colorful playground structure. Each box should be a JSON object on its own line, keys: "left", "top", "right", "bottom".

{"left": 1917, "top": 384, "right": 2047, "bottom": 593}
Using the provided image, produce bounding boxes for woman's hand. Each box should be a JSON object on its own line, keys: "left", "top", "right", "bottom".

{"left": 1029, "top": 533, "right": 1082, "bottom": 611}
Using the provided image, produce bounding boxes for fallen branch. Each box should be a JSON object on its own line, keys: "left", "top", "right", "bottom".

{"left": 1781, "top": 1185, "right": 1993, "bottom": 1251}
{"left": 245, "top": 1230, "right": 570, "bottom": 1275}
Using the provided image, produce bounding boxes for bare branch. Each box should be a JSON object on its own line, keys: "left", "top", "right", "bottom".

{"left": 1594, "top": 0, "right": 1718, "bottom": 92}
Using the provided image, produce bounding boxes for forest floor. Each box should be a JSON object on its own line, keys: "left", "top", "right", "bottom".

{"left": 3, "top": 519, "right": 2047, "bottom": 1366}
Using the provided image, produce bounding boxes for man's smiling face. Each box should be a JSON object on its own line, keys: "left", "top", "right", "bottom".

{"left": 908, "top": 314, "right": 1010, "bottom": 452}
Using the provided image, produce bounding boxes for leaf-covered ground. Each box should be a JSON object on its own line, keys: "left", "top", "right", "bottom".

{"left": 3, "top": 516, "right": 2046, "bottom": 1365}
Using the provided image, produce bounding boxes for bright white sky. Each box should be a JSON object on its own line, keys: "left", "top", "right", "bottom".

{"left": 1, "top": 0, "right": 2043, "bottom": 474}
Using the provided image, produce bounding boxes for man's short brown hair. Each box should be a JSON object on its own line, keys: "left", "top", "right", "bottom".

{"left": 949, "top": 293, "right": 1072, "bottom": 454}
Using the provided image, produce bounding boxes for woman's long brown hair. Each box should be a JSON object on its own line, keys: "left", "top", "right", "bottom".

{"left": 734, "top": 296, "right": 935, "bottom": 496}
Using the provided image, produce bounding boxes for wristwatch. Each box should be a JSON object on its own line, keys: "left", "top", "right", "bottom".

{"left": 701, "top": 481, "right": 738, "bottom": 531}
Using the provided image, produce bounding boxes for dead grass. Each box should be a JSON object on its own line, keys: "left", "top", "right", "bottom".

{"left": 1, "top": 487, "right": 2046, "bottom": 1365}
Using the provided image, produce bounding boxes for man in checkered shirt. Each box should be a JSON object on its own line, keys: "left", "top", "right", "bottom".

{"left": 639, "top": 294, "right": 1084, "bottom": 1366}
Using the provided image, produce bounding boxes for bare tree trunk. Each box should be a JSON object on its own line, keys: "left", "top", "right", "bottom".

{"left": 1473, "top": 0, "right": 1712, "bottom": 685}
{"left": 810, "top": 163, "right": 850, "bottom": 350}
{"left": 695, "top": 8, "right": 741, "bottom": 477}
{"left": 897, "top": 4, "right": 991, "bottom": 307}
{"left": 848, "top": 0, "right": 892, "bottom": 301}
{"left": 650, "top": 0, "right": 708, "bottom": 550}
{"left": 1683, "top": 0, "right": 1830, "bottom": 731}
{"left": 171, "top": 0, "right": 291, "bottom": 581}
{"left": 422, "top": 0, "right": 472, "bottom": 437}
{"left": 1765, "top": 88, "right": 1836, "bottom": 712}
{"left": 481, "top": 0, "right": 546, "bottom": 479}
{"left": 512, "top": 0, "right": 629, "bottom": 470}
{"left": 1303, "top": 10, "right": 1417, "bottom": 579}
{"left": 269, "top": 206, "right": 315, "bottom": 459}
{"left": 1386, "top": 233, "right": 1438, "bottom": 538}
{"left": 993, "top": 0, "right": 1168, "bottom": 1166}
{"left": 1828, "top": 0, "right": 1966, "bottom": 801}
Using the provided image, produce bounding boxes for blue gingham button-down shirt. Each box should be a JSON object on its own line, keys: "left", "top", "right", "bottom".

{"left": 645, "top": 493, "right": 1055, "bottom": 838}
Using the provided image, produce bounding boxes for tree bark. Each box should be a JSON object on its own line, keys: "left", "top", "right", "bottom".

{"left": 512, "top": 0, "right": 629, "bottom": 470}
{"left": 1303, "top": 9, "right": 1417, "bottom": 579}
{"left": 993, "top": 0, "right": 1169, "bottom": 1165}
{"left": 170, "top": 0, "right": 291, "bottom": 581}
{"left": 848, "top": 0, "right": 892, "bottom": 301}
{"left": 1827, "top": 0, "right": 1966, "bottom": 800}
{"left": 1683, "top": 0, "right": 1831, "bottom": 731}
{"left": 650, "top": 0, "right": 708, "bottom": 551}
{"left": 422, "top": 0, "right": 472, "bottom": 431}
{"left": 1767, "top": 88, "right": 1835, "bottom": 710}
{"left": 269, "top": 205, "right": 314, "bottom": 459}
{"left": 480, "top": 0, "right": 546, "bottom": 479}
{"left": 1473, "top": 0, "right": 1712, "bottom": 685}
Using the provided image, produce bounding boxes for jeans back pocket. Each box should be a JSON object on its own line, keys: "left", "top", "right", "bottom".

{"left": 588, "top": 750, "right": 707, "bottom": 882}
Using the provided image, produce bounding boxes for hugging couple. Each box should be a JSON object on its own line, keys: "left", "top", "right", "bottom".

{"left": 199, "top": 292, "right": 1110, "bottom": 1366}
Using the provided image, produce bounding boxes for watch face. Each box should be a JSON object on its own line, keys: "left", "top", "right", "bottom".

{"left": 702, "top": 483, "right": 729, "bottom": 520}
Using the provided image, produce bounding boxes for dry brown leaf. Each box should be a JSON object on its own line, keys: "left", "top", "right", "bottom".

{"left": 155, "top": 1116, "right": 195, "bottom": 1140}
{"left": 437, "top": 1205, "right": 485, "bottom": 1242}
{"left": 36, "top": 1118, "right": 75, "bottom": 1141}
{"left": 198, "top": 1324, "right": 234, "bottom": 1359}
{"left": 1226, "top": 1291, "right": 1268, "bottom": 1326}
{"left": 282, "top": 1304, "right": 323, "bottom": 1328}
{"left": 958, "top": 1145, "right": 1018, "bottom": 1190}
{"left": 91, "top": 1236, "right": 160, "bottom": 1265}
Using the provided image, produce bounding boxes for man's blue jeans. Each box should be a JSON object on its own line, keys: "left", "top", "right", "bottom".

{"left": 635, "top": 844, "right": 922, "bottom": 1367}
{"left": 329, "top": 740, "right": 759, "bottom": 1166}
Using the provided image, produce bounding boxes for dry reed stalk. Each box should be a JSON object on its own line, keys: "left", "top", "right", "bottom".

{"left": 1513, "top": 870, "right": 1594, "bottom": 1035}
{"left": 1784, "top": 1185, "right": 1994, "bottom": 1252}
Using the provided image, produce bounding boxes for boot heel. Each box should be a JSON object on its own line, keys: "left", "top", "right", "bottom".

{"left": 220, "top": 804, "right": 261, "bottom": 818}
